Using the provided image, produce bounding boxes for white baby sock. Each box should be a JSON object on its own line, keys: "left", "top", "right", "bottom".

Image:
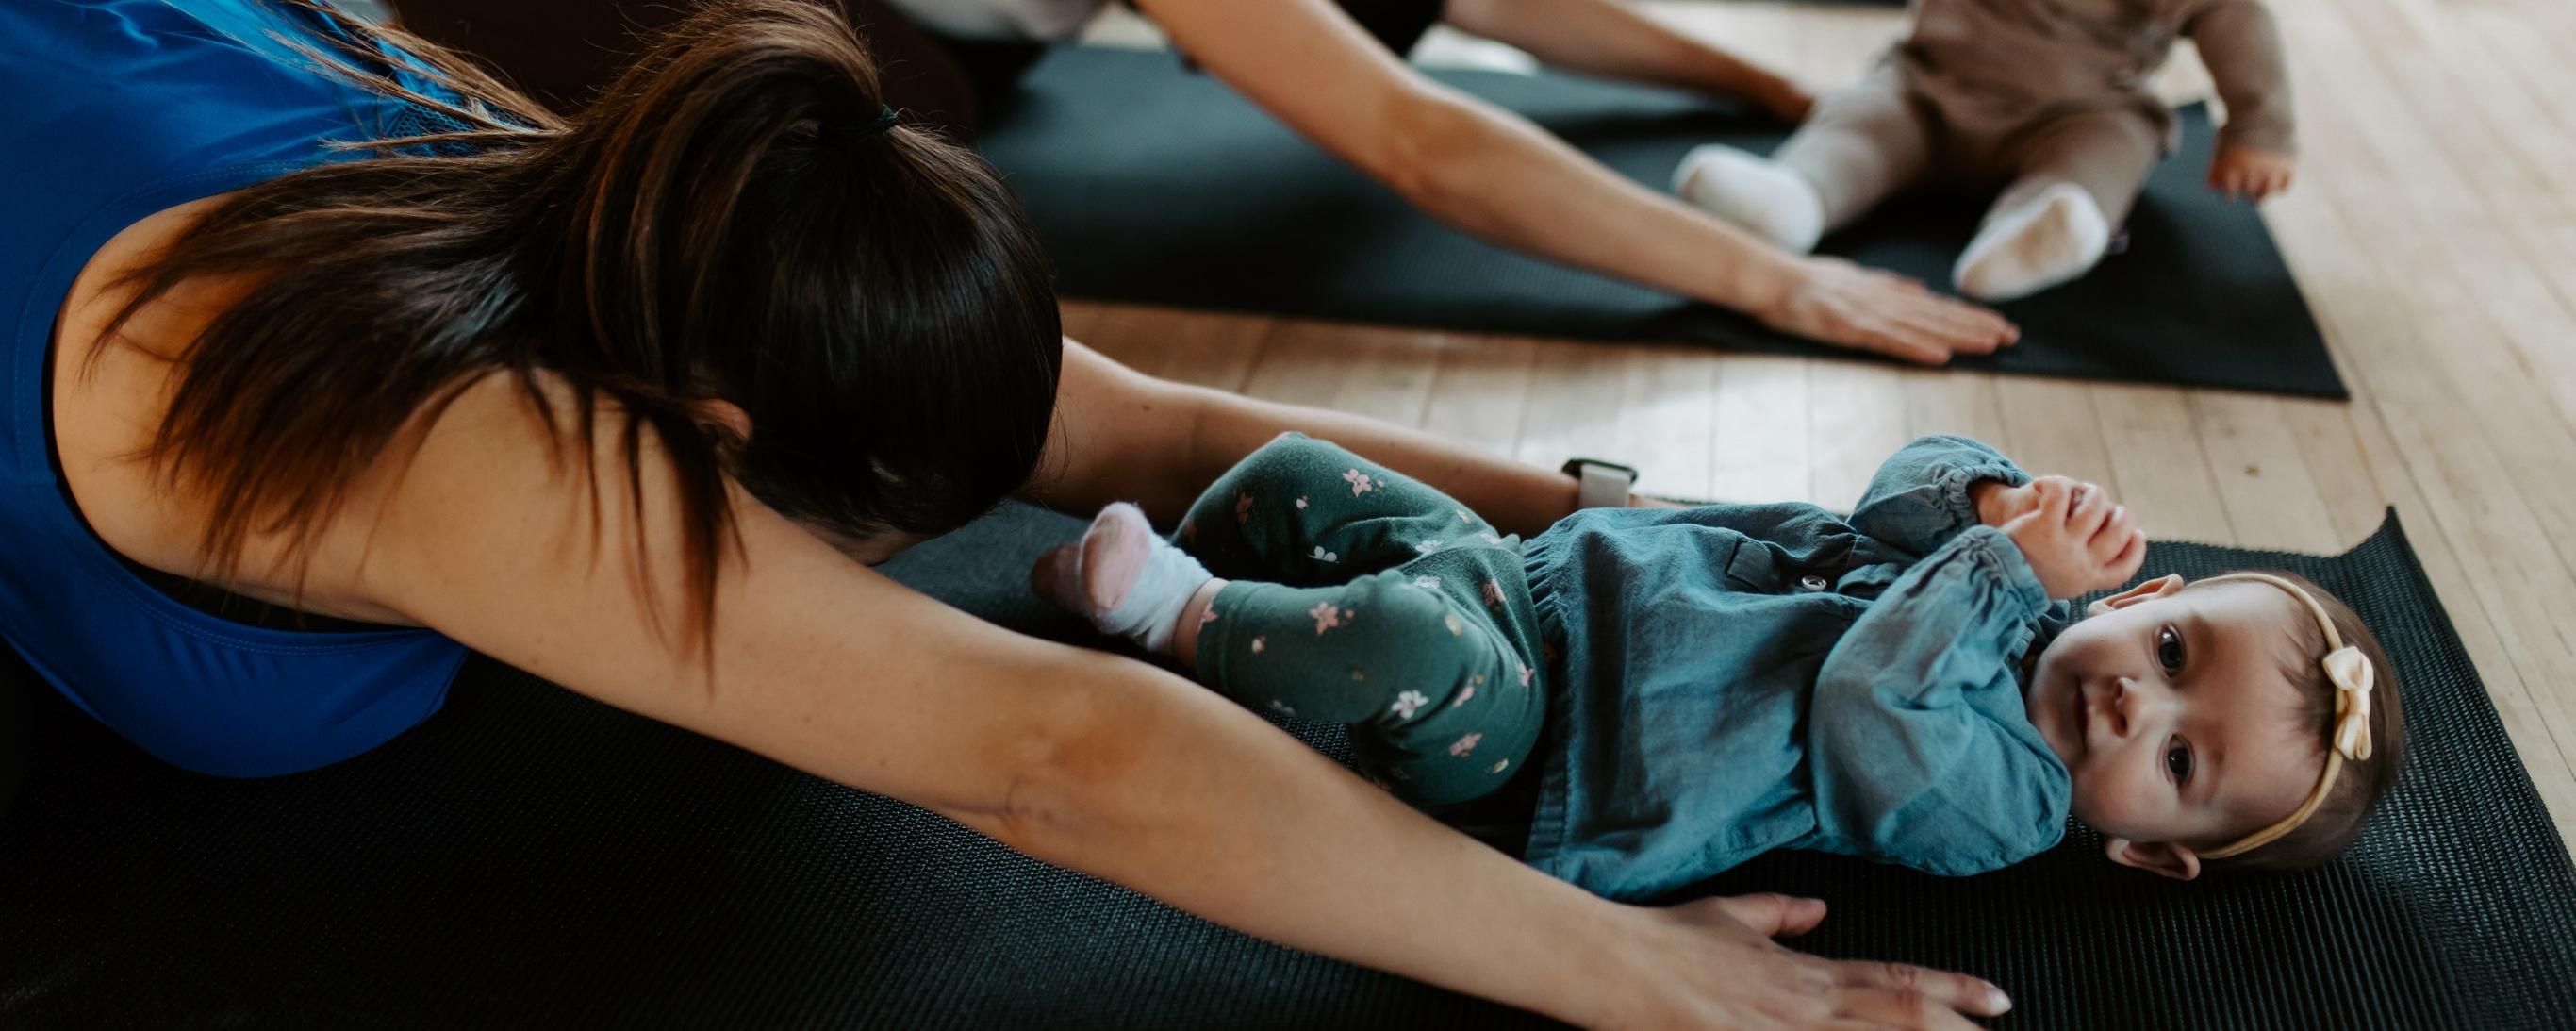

{"left": 1673, "top": 144, "right": 1825, "bottom": 254}
{"left": 1060, "top": 503, "right": 1212, "bottom": 654}
{"left": 1953, "top": 182, "right": 2111, "bottom": 302}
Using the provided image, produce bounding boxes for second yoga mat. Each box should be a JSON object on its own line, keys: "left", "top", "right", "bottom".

{"left": 977, "top": 47, "right": 2347, "bottom": 398}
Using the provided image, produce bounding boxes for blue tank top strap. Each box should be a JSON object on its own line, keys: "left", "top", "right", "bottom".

{"left": 0, "top": 0, "right": 475, "bottom": 777}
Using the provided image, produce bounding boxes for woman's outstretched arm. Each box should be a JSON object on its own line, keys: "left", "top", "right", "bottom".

{"left": 1023, "top": 340, "right": 1601, "bottom": 537}
{"left": 1132, "top": 0, "right": 2015, "bottom": 364}
{"left": 339, "top": 373, "right": 2006, "bottom": 1029}
{"left": 1441, "top": 0, "right": 1813, "bottom": 123}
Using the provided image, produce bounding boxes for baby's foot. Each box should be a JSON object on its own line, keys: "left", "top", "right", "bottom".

{"left": 1031, "top": 503, "right": 1212, "bottom": 654}
{"left": 1673, "top": 144, "right": 1825, "bottom": 254}
{"left": 1953, "top": 183, "right": 2110, "bottom": 301}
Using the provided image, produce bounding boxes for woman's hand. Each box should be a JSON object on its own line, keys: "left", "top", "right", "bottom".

{"left": 1759, "top": 258, "right": 2020, "bottom": 366}
{"left": 1601, "top": 894, "right": 2009, "bottom": 1029}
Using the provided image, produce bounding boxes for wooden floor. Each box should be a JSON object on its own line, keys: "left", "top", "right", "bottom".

{"left": 1060, "top": 0, "right": 2576, "bottom": 840}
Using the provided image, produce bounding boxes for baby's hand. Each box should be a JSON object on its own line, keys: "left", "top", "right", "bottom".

{"left": 2207, "top": 144, "right": 2296, "bottom": 202}
{"left": 1998, "top": 478, "right": 2147, "bottom": 599}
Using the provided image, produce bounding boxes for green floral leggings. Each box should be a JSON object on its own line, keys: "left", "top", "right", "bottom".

{"left": 1180, "top": 435, "right": 1548, "bottom": 807}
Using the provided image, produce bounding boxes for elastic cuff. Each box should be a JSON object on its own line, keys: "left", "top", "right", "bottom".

{"left": 1956, "top": 525, "right": 2052, "bottom": 620}
{"left": 1939, "top": 461, "right": 2031, "bottom": 534}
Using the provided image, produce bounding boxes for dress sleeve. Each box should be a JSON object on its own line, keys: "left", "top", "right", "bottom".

{"left": 1843, "top": 436, "right": 2030, "bottom": 560}
{"left": 1805, "top": 526, "right": 2071, "bottom": 874}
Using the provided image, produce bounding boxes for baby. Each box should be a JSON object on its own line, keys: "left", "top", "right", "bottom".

{"left": 1672, "top": 0, "right": 2298, "bottom": 301}
{"left": 1033, "top": 434, "right": 2403, "bottom": 900}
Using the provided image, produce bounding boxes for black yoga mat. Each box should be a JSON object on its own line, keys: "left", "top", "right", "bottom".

{"left": 0, "top": 506, "right": 2564, "bottom": 1028}
{"left": 977, "top": 47, "right": 2346, "bottom": 398}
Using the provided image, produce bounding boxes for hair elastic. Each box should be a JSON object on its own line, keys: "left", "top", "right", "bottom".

{"left": 2194, "top": 573, "right": 2376, "bottom": 860}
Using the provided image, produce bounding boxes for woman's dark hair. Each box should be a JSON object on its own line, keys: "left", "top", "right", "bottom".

{"left": 96, "top": 0, "right": 1063, "bottom": 655}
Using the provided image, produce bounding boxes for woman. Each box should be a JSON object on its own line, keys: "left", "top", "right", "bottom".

{"left": 395, "top": 0, "right": 2020, "bottom": 365}
{"left": 1, "top": 1, "right": 2007, "bottom": 1025}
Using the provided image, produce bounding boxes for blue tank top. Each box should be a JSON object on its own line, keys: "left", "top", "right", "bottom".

{"left": 0, "top": 0, "right": 471, "bottom": 777}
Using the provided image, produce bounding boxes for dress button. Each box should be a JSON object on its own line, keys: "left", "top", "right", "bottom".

{"left": 1798, "top": 574, "right": 1830, "bottom": 593}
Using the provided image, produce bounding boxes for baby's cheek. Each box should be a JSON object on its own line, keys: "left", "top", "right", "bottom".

{"left": 2067, "top": 766, "right": 2152, "bottom": 839}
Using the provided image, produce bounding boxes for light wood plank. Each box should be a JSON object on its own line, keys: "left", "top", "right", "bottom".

{"left": 1709, "top": 357, "right": 1812, "bottom": 504}
{"left": 1612, "top": 345, "right": 1722, "bottom": 503}
{"left": 1419, "top": 333, "right": 1539, "bottom": 460}
{"left": 2087, "top": 385, "right": 2237, "bottom": 546}
{"left": 1990, "top": 379, "right": 2116, "bottom": 490}
{"left": 1806, "top": 361, "right": 1911, "bottom": 510}
{"left": 2188, "top": 391, "right": 2341, "bottom": 551}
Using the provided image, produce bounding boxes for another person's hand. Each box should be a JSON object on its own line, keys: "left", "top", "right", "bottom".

{"left": 1759, "top": 257, "right": 2020, "bottom": 365}
{"left": 1995, "top": 476, "right": 2146, "bottom": 598}
{"left": 1601, "top": 893, "right": 2011, "bottom": 1029}
{"left": 2206, "top": 144, "right": 2295, "bottom": 201}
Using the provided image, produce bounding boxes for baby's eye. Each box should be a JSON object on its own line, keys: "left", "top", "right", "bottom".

{"left": 2155, "top": 625, "right": 2186, "bottom": 675}
{"left": 2166, "top": 740, "right": 2193, "bottom": 784}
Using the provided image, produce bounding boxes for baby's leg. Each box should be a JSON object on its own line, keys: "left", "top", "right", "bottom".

{"left": 1674, "top": 67, "right": 1932, "bottom": 253}
{"left": 1195, "top": 556, "right": 1544, "bottom": 808}
{"left": 1033, "top": 432, "right": 1512, "bottom": 654}
{"left": 1171, "top": 432, "right": 1513, "bottom": 584}
{"left": 1953, "top": 109, "right": 2162, "bottom": 301}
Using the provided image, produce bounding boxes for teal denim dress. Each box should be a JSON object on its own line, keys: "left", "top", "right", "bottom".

{"left": 1519, "top": 436, "right": 2074, "bottom": 900}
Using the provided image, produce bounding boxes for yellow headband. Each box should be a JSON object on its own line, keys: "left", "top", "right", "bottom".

{"left": 2195, "top": 573, "right": 2376, "bottom": 861}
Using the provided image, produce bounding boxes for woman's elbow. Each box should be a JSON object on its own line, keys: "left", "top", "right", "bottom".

{"left": 980, "top": 678, "right": 1177, "bottom": 857}
{"left": 1365, "top": 91, "right": 1490, "bottom": 213}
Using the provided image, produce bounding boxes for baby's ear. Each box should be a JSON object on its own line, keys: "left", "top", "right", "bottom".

{"left": 2085, "top": 573, "right": 2185, "bottom": 618}
{"left": 2104, "top": 837, "right": 2202, "bottom": 881}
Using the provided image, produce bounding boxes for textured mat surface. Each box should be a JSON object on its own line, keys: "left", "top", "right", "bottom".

{"left": 978, "top": 47, "right": 2345, "bottom": 398}
{"left": 1, "top": 505, "right": 2565, "bottom": 1028}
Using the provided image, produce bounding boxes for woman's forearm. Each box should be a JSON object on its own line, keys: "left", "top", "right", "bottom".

{"left": 1444, "top": 0, "right": 1805, "bottom": 110}
{"left": 1386, "top": 91, "right": 1805, "bottom": 317}
{"left": 1172, "top": 384, "right": 1588, "bottom": 536}
{"left": 1030, "top": 341, "right": 1597, "bottom": 537}
{"left": 964, "top": 643, "right": 1636, "bottom": 1028}
{"left": 1135, "top": 0, "right": 1801, "bottom": 321}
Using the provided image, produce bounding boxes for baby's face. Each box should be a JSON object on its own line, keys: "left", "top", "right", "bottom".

{"left": 2024, "top": 580, "right": 2324, "bottom": 875}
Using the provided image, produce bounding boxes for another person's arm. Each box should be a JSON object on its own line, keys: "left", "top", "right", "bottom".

{"left": 1024, "top": 341, "right": 1605, "bottom": 537}
{"left": 1441, "top": 0, "right": 1813, "bottom": 122}
{"left": 331, "top": 374, "right": 2008, "bottom": 1029}
{"left": 1133, "top": 0, "right": 2017, "bottom": 364}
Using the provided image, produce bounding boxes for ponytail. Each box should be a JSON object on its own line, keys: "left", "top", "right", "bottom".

{"left": 97, "top": 0, "right": 1062, "bottom": 659}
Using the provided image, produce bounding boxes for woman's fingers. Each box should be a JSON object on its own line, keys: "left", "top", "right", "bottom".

{"left": 1774, "top": 258, "right": 2019, "bottom": 363}
{"left": 1833, "top": 959, "right": 2014, "bottom": 1020}
{"left": 1833, "top": 987, "right": 1992, "bottom": 1030}
{"left": 1701, "top": 892, "right": 1829, "bottom": 939}
{"left": 1858, "top": 324, "right": 1957, "bottom": 366}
